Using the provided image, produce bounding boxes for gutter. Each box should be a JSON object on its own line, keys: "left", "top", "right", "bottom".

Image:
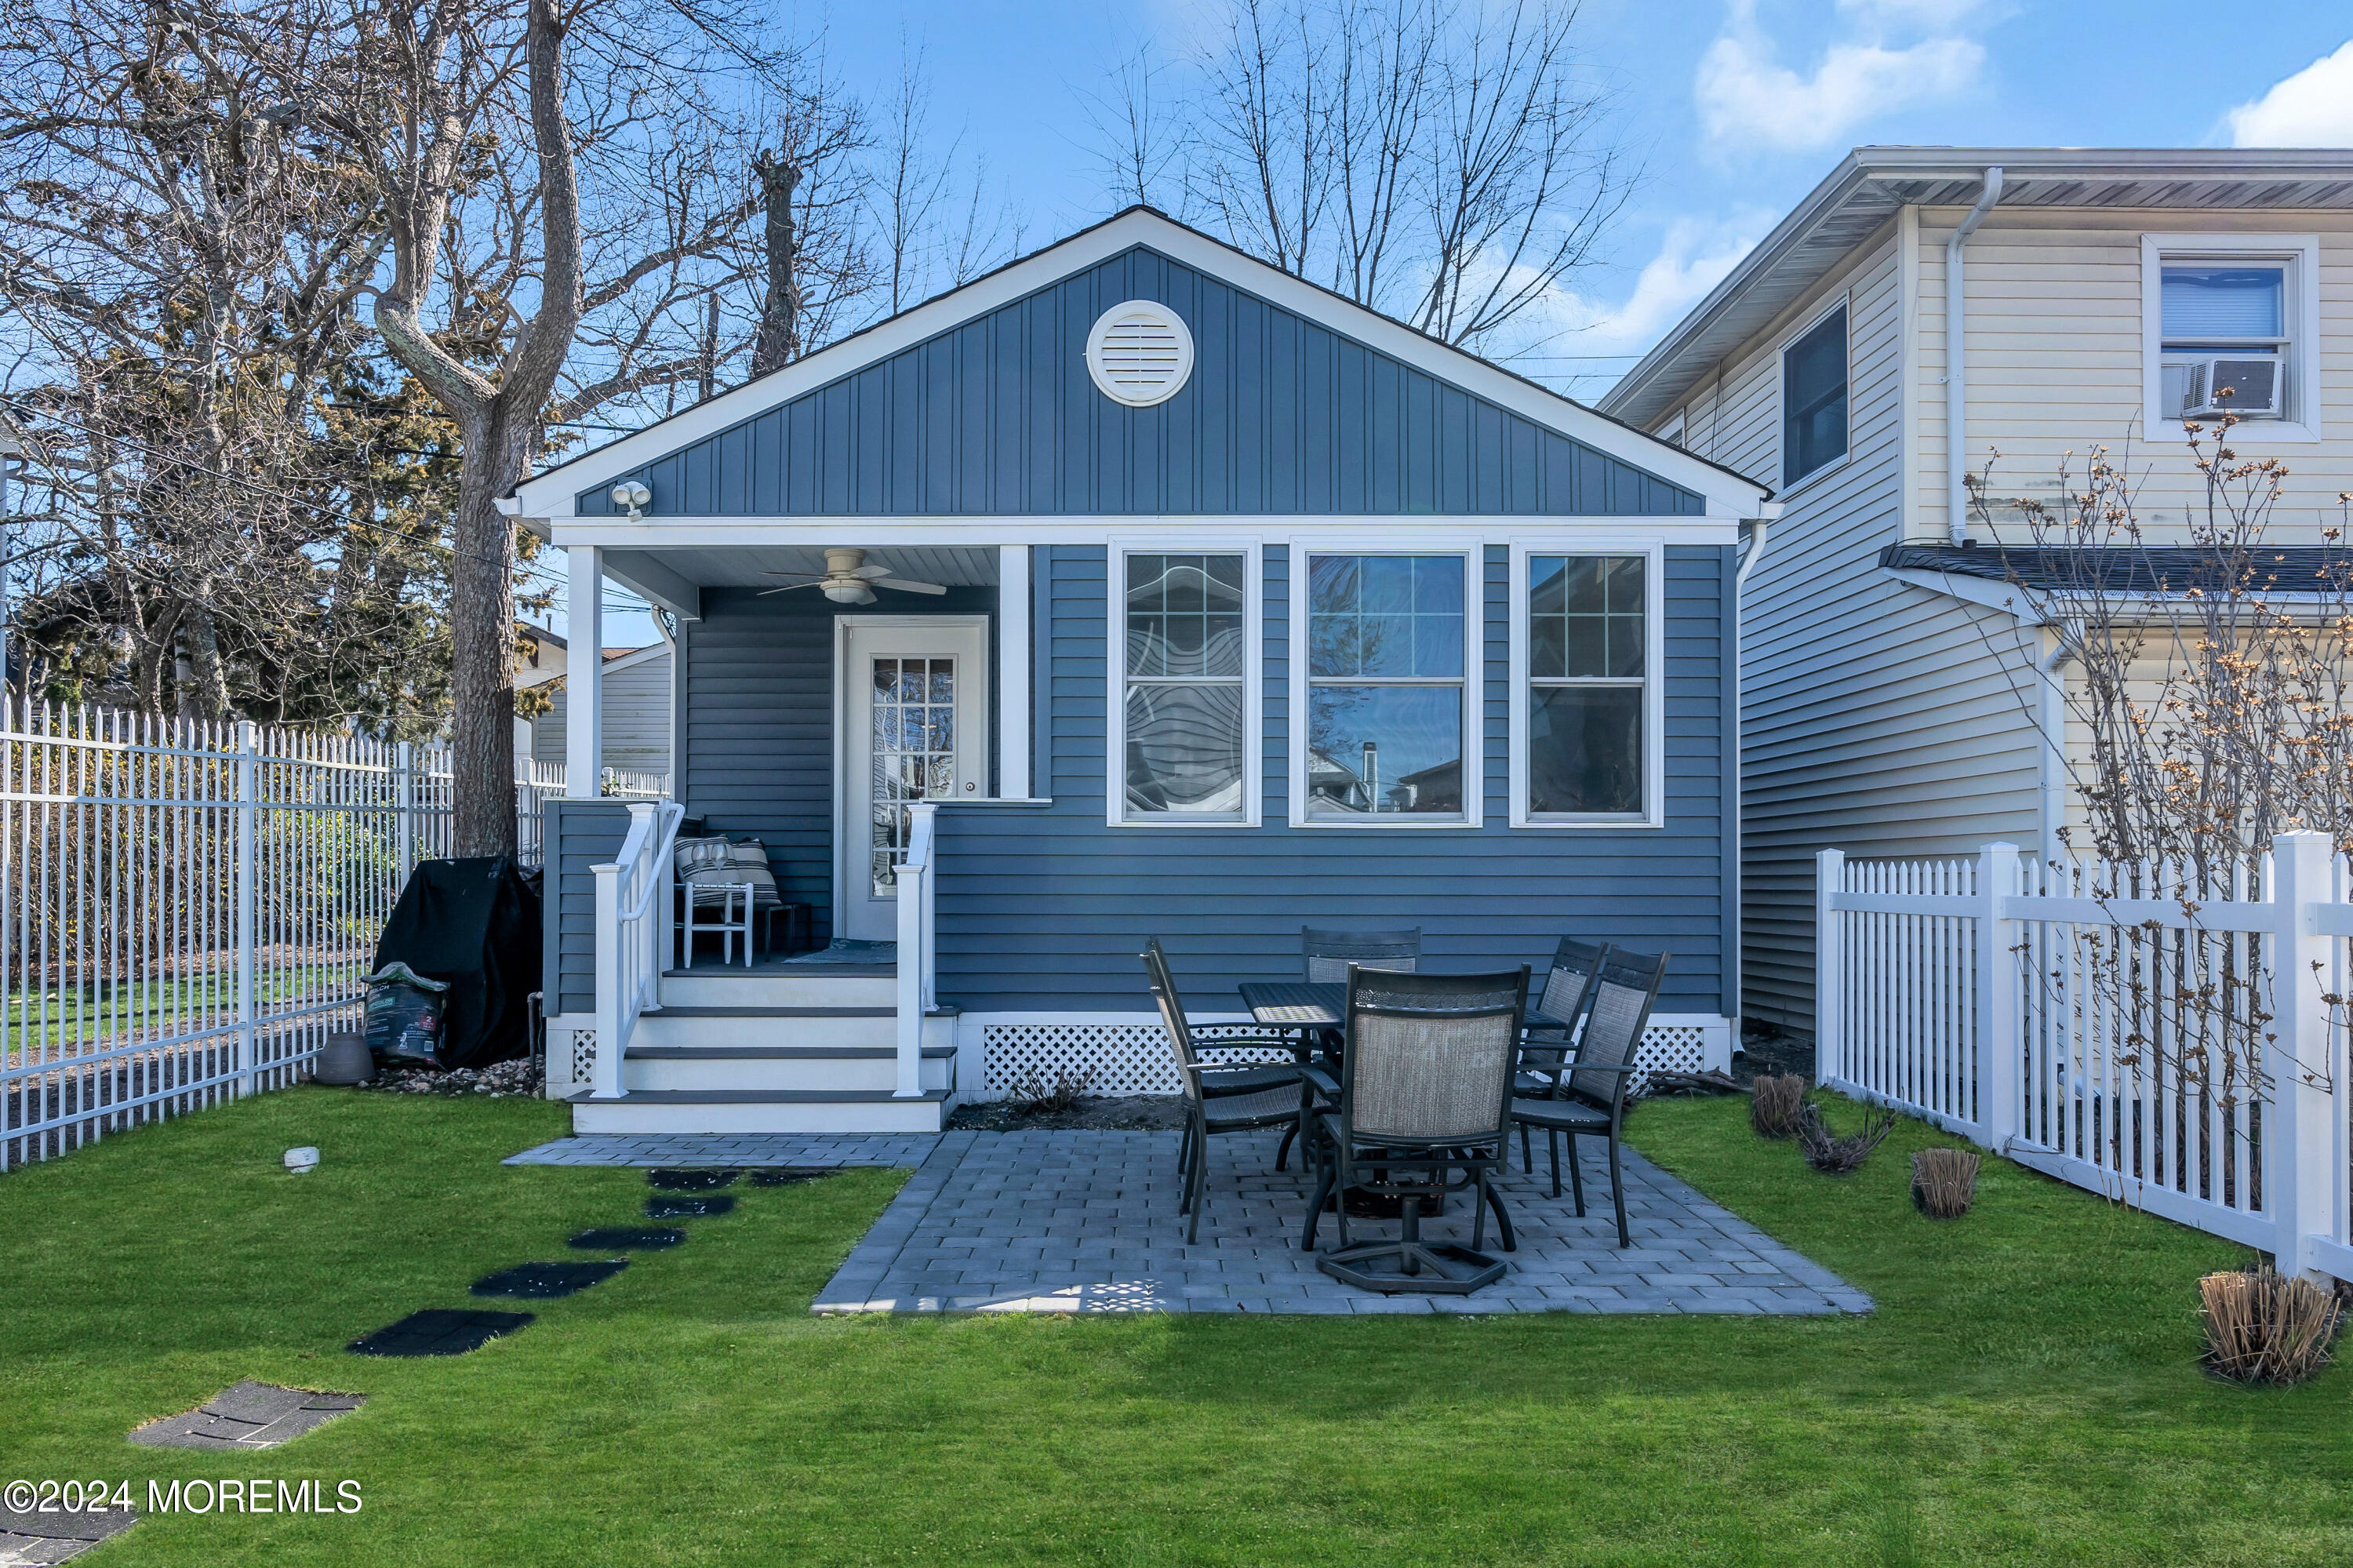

{"left": 1944, "top": 166, "right": 2004, "bottom": 545}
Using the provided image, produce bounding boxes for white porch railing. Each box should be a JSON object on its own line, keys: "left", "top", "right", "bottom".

{"left": 1817, "top": 834, "right": 2353, "bottom": 1282}
{"left": 589, "top": 799, "right": 686, "bottom": 1101}
{"left": 893, "top": 802, "right": 940, "bottom": 1098}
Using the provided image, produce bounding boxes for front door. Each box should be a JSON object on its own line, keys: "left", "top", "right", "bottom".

{"left": 840, "top": 618, "right": 988, "bottom": 942}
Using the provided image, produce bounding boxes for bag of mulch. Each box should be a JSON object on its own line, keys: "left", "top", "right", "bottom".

{"left": 365, "top": 962, "right": 453, "bottom": 1066}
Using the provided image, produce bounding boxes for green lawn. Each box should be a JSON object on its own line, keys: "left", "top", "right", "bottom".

{"left": 2, "top": 1088, "right": 2346, "bottom": 1566}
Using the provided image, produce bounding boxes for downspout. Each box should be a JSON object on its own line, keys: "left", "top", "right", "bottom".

{"left": 1944, "top": 166, "right": 2005, "bottom": 545}
{"left": 1728, "top": 504, "right": 1780, "bottom": 1042}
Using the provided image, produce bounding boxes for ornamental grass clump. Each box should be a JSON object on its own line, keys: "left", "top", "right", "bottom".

{"left": 2199, "top": 1267, "right": 2343, "bottom": 1387}
{"left": 1751, "top": 1075, "right": 1806, "bottom": 1139}
{"left": 1911, "top": 1148, "right": 1981, "bottom": 1218}
{"left": 1795, "top": 1104, "right": 1895, "bottom": 1174}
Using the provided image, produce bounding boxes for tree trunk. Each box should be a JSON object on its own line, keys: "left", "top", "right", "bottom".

{"left": 449, "top": 409, "right": 524, "bottom": 857}
{"left": 180, "top": 595, "right": 232, "bottom": 720}
{"left": 751, "top": 153, "right": 802, "bottom": 377}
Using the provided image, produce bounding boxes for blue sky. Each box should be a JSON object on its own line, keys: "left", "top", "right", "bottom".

{"left": 577, "top": 2, "right": 2353, "bottom": 646}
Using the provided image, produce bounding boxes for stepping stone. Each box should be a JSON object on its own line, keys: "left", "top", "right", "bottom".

{"left": 471, "top": 1260, "right": 628, "bottom": 1300}
{"left": 644, "top": 1194, "right": 734, "bottom": 1219}
{"left": 129, "top": 1381, "right": 363, "bottom": 1450}
{"left": 568, "top": 1226, "right": 685, "bottom": 1251}
{"left": 0, "top": 1499, "right": 138, "bottom": 1563}
{"left": 348, "top": 1308, "right": 533, "bottom": 1358}
{"left": 646, "top": 1167, "right": 740, "bottom": 1191}
{"left": 749, "top": 1167, "right": 841, "bottom": 1187}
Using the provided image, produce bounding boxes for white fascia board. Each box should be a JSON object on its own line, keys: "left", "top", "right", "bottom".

{"left": 511, "top": 210, "right": 1768, "bottom": 522}
{"left": 1888, "top": 563, "right": 2348, "bottom": 627}
{"left": 547, "top": 514, "right": 1746, "bottom": 550}
{"left": 1886, "top": 566, "right": 2049, "bottom": 622}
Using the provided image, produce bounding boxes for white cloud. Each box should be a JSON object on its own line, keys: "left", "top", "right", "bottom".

{"left": 1835, "top": 0, "right": 1985, "bottom": 26}
{"left": 1486, "top": 214, "right": 1769, "bottom": 392}
{"left": 1695, "top": 0, "right": 1984, "bottom": 155}
{"left": 2228, "top": 40, "right": 2353, "bottom": 147}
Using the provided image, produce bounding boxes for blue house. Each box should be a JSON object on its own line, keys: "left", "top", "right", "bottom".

{"left": 507, "top": 209, "right": 1775, "bottom": 1134}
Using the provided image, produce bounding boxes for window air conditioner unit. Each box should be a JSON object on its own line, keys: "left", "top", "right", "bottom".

{"left": 2181, "top": 355, "right": 2284, "bottom": 418}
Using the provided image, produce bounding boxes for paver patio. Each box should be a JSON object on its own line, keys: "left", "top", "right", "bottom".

{"left": 509, "top": 1127, "right": 1871, "bottom": 1315}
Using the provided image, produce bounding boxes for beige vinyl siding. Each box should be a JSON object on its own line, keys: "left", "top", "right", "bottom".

{"left": 1670, "top": 219, "right": 2046, "bottom": 1035}
{"left": 1914, "top": 207, "right": 2353, "bottom": 544}
{"left": 533, "top": 649, "right": 674, "bottom": 778}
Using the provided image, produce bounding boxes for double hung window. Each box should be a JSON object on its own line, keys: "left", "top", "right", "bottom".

{"left": 1118, "top": 551, "right": 1250, "bottom": 822}
{"left": 1302, "top": 553, "right": 1470, "bottom": 821}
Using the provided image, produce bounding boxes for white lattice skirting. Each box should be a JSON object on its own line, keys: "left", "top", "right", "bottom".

{"left": 964, "top": 1013, "right": 1733, "bottom": 1101}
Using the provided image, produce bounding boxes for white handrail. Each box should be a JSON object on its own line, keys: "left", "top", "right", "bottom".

{"left": 591, "top": 798, "right": 686, "bottom": 1101}
{"left": 894, "top": 802, "right": 940, "bottom": 1098}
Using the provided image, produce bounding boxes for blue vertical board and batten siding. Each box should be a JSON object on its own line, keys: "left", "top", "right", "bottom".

{"left": 574, "top": 246, "right": 1703, "bottom": 519}
{"left": 921, "top": 544, "right": 1735, "bottom": 1019}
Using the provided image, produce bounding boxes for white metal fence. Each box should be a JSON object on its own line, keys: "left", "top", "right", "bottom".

{"left": 1818, "top": 835, "right": 2353, "bottom": 1282}
{"left": 1, "top": 701, "right": 569, "bottom": 1171}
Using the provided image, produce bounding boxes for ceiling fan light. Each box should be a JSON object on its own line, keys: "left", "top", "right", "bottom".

{"left": 822, "top": 581, "right": 875, "bottom": 605}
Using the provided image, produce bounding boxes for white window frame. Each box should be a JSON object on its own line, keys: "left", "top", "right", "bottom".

{"left": 1507, "top": 537, "right": 1666, "bottom": 830}
{"left": 1777, "top": 293, "right": 1852, "bottom": 495}
{"left": 1286, "top": 534, "right": 1483, "bottom": 829}
{"left": 2140, "top": 233, "right": 2322, "bottom": 444}
{"left": 1106, "top": 537, "right": 1264, "bottom": 827}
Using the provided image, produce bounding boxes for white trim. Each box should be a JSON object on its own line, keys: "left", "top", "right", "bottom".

{"left": 831, "top": 616, "right": 991, "bottom": 942}
{"left": 509, "top": 210, "right": 1767, "bottom": 521}
{"left": 1105, "top": 537, "right": 1264, "bottom": 827}
{"left": 542, "top": 514, "right": 1745, "bottom": 551}
{"left": 1286, "top": 533, "right": 1484, "bottom": 829}
{"left": 1084, "top": 300, "right": 1197, "bottom": 407}
{"left": 1777, "top": 292, "right": 1853, "bottom": 492}
{"left": 564, "top": 545, "right": 605, "bottom": 799}
{"left": 2139, "top": 233, "right": 2322, "bottom": 444}
{"left": 1506, "top": 537, "right": 1667, "bottom": 829}
{"left": 998, "top": 546, "right": 1031, "bottom": 800}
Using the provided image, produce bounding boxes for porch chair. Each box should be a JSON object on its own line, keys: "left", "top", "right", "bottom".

{"left": 674, "top": 836, "right": 791, "bottom": 966}
{"left": 1140, "top": 941, "right": 1322, "bottom": 1243}
{"left": 1508, "top": 949, "right": 1671, "bottom": 1250}
{"left": 1515, "top": 937, "right": 1613, "bottom": 1162}
{"left": 1302, "top": 966, "right": 1528, "bottom": 1293}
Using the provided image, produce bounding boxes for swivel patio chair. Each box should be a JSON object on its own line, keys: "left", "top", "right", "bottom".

{"left": 1141, "top": 941, "right": 1320, "bottom": 1242}
{"left": 1301, "top": 966, "right": 1528, "bottom": 1293}
{"left": 1509, "top": 949, "right": 1671, "bottom": 1250}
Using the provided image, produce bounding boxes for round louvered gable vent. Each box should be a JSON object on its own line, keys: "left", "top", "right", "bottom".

{"left": 1085, "top": 300, "right": 1195, "bottom": 407}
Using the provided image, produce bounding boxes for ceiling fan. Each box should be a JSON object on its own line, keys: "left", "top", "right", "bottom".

{"left": 760, "top": 548, "right": 948, "bottom": 606}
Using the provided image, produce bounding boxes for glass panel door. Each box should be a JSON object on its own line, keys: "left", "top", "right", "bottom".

{"left": 868, "top": 657, "right": 956, "bottom": 896}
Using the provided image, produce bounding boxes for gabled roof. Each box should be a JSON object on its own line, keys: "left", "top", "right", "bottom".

{"left": 511, "top": 206, "right": 1769, "bottom": 520}
{"left": 1601, "top": 147, "right": 2353, "bottom": 431}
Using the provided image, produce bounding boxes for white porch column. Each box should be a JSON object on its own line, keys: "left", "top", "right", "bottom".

{"left": 997, "top": 544, "right": 1031, "bottom": 799}
{"left": 566, "top": 544, "right": 604, "bottom": 798}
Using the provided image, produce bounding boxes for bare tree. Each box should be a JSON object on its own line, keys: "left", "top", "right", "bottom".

{"left": 1097, "top": 0, "right": 1631, "bottom": 354}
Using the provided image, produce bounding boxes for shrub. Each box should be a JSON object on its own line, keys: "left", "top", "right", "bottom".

{"left": 1911, "top": 1148, "right": 1981, "bottom": 1218}
{"left": 2199, "top": 1267, "right": 2344, "bottom": 1387}
{"left": 1751, "top": 1074, "right": 1806, "bottom": 1139}
{"left": 1006, "top": 1068, "right": 1092, "bottom": 1118}
{"left": 1795, "top": 1104, "right": 1894, "bottom": 1173}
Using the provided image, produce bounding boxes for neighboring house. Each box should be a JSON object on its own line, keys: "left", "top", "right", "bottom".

{"left": 1598, "top": 147, "right": 2353, "bottom": 1037}
{"left": 514, "top": 623, "right": 568, "bottom": 769}
{"left": 529, "top": 640, "right": 674, "bottom": 787}
{"left": 507, "top": 206, "right": 1773, "bottom": 1133}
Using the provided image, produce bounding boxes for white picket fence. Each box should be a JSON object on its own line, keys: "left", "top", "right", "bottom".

{"left": 0, "top": 701, "right": 568, "bottom": 1171}
{"left": 1818, "top": 835, "right": 2353, "bottom": 1282}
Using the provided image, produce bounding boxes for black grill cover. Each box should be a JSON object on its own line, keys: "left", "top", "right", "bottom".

{"left": 371, "top": 857, "right": 544, "bottom": 1068}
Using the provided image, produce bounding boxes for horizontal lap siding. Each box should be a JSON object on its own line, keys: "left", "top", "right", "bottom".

{"left": 675, "top": 586, "right": 998, "bottom": 951}
{"left": 931, "top": 544, "right": 1731, "bottom": 1018}
{"left": 545, "top": 798, "right": 632, "bottom": 1015}
{"left": 577, "top": 246, "right": 1703, "bottom": 518}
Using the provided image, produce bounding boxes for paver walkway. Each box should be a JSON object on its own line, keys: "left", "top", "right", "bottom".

{"left": 509, "top": 1128, "right": 1870, "bottom": 1316}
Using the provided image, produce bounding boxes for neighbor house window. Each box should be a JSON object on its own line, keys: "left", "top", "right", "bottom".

{"left": 1303, "top": 553, "right": 1469, "bottom": 821}
{"left": 1522, "top": 553, "right": 1648, "bottom": 820}
{"left": 1116, "top": 551, "right": 1250, "bottom": 822}
{"left": 1781, "top": 304, "right": 1848, "bottom": 485}
{"left": 2158, "top": 260, "right": 2291, "bottom": 420}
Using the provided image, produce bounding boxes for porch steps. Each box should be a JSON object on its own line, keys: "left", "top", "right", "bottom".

{"left": 566, "top": 963, "right": 962, "bottom": 1135}
{"left": 569, "top": 1089, "right": 952, "bottom": 1136}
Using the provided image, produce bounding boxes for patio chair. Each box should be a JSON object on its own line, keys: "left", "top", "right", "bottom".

{"left": 1508, "top": 949, "right": 1671, "bottom": 1250}
{"left": 1301, "top": 966, "right": 1529, "bottom": 1293}
{"left": 1515, "top": 937, "right": 1612, "bottom": 1157}
{"left": 1140, "top": 941, "right": 1320, "bottom": 1242}
{"left": 1300, "top": 926, "right": 1421, "bottom": 983}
